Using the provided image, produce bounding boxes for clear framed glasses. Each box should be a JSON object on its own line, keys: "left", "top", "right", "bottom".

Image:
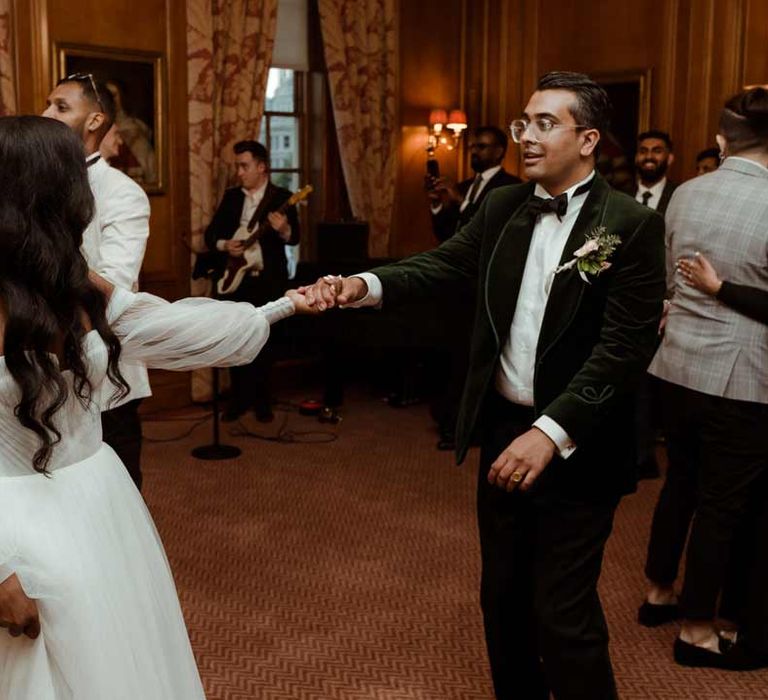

{"left": 509, "top": 118, "right": 589, "bottom": 144}
{"left": 66, "top": 73, "right": 104, "bottom": 111}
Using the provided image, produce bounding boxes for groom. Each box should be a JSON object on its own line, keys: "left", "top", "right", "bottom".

{"left": 302, "top": 72, "right": 665, "bottom": 699}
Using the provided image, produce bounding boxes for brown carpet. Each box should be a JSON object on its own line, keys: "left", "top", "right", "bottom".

{"left": 142, "top": 394, "right": 768, "bottom": 699}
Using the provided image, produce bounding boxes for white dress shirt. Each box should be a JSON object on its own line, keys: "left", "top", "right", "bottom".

{"left": 635, "top": 177, "right": 667, "bottom": 210}
{"left": 351, "top": 171, "right": 596, "bottom": 458}
{"left": 84, "top": 154, "right": 152, "bottom": 404}
{"left": 431, "top": 165, "right": 503, "bottom": 215}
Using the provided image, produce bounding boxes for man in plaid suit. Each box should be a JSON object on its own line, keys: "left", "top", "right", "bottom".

{"left": 642, "top": 86, "right": 768, "bottom": 669}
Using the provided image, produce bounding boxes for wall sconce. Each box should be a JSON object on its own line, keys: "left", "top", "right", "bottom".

{"left": 427, "top": 108, "right": 467, "bottom": 155}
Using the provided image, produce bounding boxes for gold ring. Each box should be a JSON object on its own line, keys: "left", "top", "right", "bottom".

{"left": 510, "top": 471, "right": 523, "bottom": 483}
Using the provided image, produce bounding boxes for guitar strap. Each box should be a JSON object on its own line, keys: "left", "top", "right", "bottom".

{"left": 246, "top": 183, "right": 278, "bottom": 232}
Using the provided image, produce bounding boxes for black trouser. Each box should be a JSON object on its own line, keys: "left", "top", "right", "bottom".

{"left": 644, "top": 381, "right": 768, "bottom": 620}
{"left": 719, "top": 470, "right": 768, "bottom": 652}
{"left": 102, "top": 399, "right": 144, "bottom": 490}
{"left": 226, "top": 275, "right": 282, "bottom": 413}
{"left": 228, "top": 343, "right": 275, "bottom": 413}
{"left": 634, "top": 373, "right": 659, "bottom": 467}
{"left": 478, "top": 394, "right": 619, "bottom": 700}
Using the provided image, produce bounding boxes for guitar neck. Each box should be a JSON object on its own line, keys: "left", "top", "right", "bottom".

{"left": 243, "top": 199, "right": 292, "bottom": 246}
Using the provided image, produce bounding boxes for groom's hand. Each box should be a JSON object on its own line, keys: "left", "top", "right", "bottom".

{"left": 488, "top": 428, "right": 556, "bottom": 493}
{"left": 299, "top": 275, "right": 368, "bottom": 311}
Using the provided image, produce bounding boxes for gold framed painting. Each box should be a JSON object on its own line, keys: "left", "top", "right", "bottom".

{"left": 55, "top": 43, "right": 165, "bottom": 194}
{"left": 592, "top": 69, "right": 652, "bottom": 195}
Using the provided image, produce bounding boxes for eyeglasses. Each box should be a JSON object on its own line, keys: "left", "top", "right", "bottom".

{"left": 509, "top": 118, "right": 589, "bottom": 144}
{"left": 66, "top": 73, "right": 104, "bottom": 111}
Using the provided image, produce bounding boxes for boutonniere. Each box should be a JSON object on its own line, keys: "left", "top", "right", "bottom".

{"left": 553, "top": 226, "right": 621, "bottom": 283}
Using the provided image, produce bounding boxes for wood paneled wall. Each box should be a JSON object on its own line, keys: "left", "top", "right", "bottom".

{"left": 394, "top": 0, "right": 767, "bottom": 257}
{"left": 13, "top": 0, "right": 191, "bottom": 409}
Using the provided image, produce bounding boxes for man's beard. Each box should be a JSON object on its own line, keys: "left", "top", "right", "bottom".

{"left": 637, "top": 159, "right": 668, "bottom": 185}
{"left": 470, "top": 153, "right": 493, "bottom": 173}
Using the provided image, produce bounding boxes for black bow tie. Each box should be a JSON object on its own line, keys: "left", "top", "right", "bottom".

{"left": 527, "top": 180, "right": 593, "bottom": 221}
{"left": 528, "top": 192, "right": 568, "bottom": 219}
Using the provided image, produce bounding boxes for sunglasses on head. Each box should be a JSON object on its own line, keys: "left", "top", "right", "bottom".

{"left": 66, "top": 73, "right": 104, "bottom": 111}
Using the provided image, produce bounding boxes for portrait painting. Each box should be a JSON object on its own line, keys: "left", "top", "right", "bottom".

{"left": 594, "top": 71, "right": 651, "bottom": 195}
{"left": 56, "top": 44, "right": 165, "bottom": 193}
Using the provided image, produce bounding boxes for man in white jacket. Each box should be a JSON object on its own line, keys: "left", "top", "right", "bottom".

{"left": 43, "top": 73, "right": 151, "bottom": 490}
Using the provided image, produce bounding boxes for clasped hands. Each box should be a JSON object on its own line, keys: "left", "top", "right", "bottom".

{"left": 288, "top": 275, "right": 557, "bottom": 490}
{"left": 285, "top": 274, "right": 368, "bottom": 314}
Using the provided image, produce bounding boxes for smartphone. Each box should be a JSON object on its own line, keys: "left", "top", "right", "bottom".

{"left": 426, "top": 159, "right": 440, "bottom": 189}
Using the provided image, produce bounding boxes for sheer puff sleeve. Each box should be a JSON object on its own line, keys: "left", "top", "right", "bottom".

{"left": 106, "top": 288, "right": 294, "bottom": 371}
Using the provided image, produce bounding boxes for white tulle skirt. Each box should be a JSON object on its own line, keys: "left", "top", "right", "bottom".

{"left": 0, "top": 445, "right": 206, "bottom": 699}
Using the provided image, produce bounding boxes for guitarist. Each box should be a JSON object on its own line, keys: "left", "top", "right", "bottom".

{"left": 204, "top": 140, "right": 300, "bottom": 422}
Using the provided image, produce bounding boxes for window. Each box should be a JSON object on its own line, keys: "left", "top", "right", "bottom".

{"left": 261, "top": 67, "right": 302, "bottom": 193}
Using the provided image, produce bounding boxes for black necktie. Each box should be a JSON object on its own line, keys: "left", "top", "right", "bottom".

{"left": 527, "top": 180, "right": 592, "bottom": 221}
{"left": 466, "top": 174, "right": 483, "bottom": 205}
{"left": 86, "top": 154, "right": 101, "bottom": 168}
{"left": 641, "top": 191, "right": 652, "bottom": 206}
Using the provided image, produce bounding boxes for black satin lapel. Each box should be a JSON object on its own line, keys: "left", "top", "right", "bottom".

{"left": 485, "top": 198, "right": 536, "bottom": 348}
{"left": 538, "top": 176, "right": 611, "bottom": 353}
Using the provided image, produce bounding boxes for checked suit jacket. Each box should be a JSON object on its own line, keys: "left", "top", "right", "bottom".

{"left": 649, "top": 157, "right": 768, "bottom": 404}
{"left": 370, "top": 173, "right": 666, "bottom": 501}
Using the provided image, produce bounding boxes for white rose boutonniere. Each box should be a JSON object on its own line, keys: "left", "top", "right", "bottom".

{"left": 554, "top": 225, "right": 621, "bottom": 283}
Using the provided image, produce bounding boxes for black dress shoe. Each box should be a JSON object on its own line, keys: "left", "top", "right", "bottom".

{"left": 674, "top": 637, "right": 768, "bottom": 671}
{"left": 638, "top": 600, "right": 679, "bottom": 627}
{"left": 318, "top": 406, "right": 342, "bottom": 424}
{"left": 436, "top": 431, "right": 455, "bottom": 451}
{"left": 722, "top": 639, "right": 768, "bottom": 671}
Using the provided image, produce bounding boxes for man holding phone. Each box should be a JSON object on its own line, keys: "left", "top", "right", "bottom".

{"left": 425, "top": 126, "right": 521, "bottom": 451}
{"left": 426, "top": 125, "right": 520, "bottom": 243}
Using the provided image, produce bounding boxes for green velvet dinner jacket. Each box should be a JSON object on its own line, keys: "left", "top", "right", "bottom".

{"left": 370, "top": 174, "right": 666, "bottom": 501}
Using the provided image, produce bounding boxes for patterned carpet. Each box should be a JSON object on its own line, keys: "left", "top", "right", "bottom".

{"left": 142, "top": 393, "right": 768, "bottom": 699}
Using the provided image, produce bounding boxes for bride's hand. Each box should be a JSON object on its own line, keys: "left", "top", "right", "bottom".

{"left": 285, "top": 289, "right": 319, "bottom": 315}
{"left": 0, "top": 574, "right": 40, "bottom": 639}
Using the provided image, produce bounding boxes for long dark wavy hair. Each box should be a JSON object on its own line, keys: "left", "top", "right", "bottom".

{"left": 0, "top": 116, "right": 128, "bottom": 473}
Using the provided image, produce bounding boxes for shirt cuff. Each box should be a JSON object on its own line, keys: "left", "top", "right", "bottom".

{"left": 341, "top": 272, "right": 383, "bottom": 309}
{"left": 259, "top": 296, "right": 295, "bottom": 324}
{"left": 533, "top": 415, "right": 577, "bottom": 459}
{"left": 216, "top": 239, "right": 227, "bottom": 252}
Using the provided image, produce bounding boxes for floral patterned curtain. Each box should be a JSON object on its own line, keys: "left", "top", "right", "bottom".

{"left": 187, "top": 0, "right": 278, "bottom": 400}
{"left": 0, "top": 0, "right": 16, "bottom": 116}
{"left": 187, "top": 0, "right": 278, "bottom": 254}
{"left": 318, "top": 0, "right": 397, "bottom": 257}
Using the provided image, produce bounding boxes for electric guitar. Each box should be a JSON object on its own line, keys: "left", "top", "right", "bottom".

{"left": 217, "top": 185, "right": 313, "bottom": 296}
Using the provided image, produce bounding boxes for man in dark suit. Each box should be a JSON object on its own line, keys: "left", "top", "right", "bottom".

{"left": 204, "top": 140, "right": 300, "bottom": 422}
{"left": 633, "top": 130, "right": 679, "bottom": 479}
{"left": 634, "top": 130, "right": 678, "bottom": 214}
{"left": 428, "top": 126, "right": 520, "bottom": 243}
{"left": 302, "top": 72, "right": 665, "bottom": 699}
{"left": 428, "top": 127, "right": 521, "bottom": 449}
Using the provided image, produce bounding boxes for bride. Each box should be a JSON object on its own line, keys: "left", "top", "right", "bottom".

{"left": 0, "top": 115, "right": 310, "bottom": 698}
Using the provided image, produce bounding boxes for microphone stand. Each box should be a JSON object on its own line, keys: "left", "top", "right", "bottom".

{"left": 191, "top": 268, "right": 242, "bottom": 460}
